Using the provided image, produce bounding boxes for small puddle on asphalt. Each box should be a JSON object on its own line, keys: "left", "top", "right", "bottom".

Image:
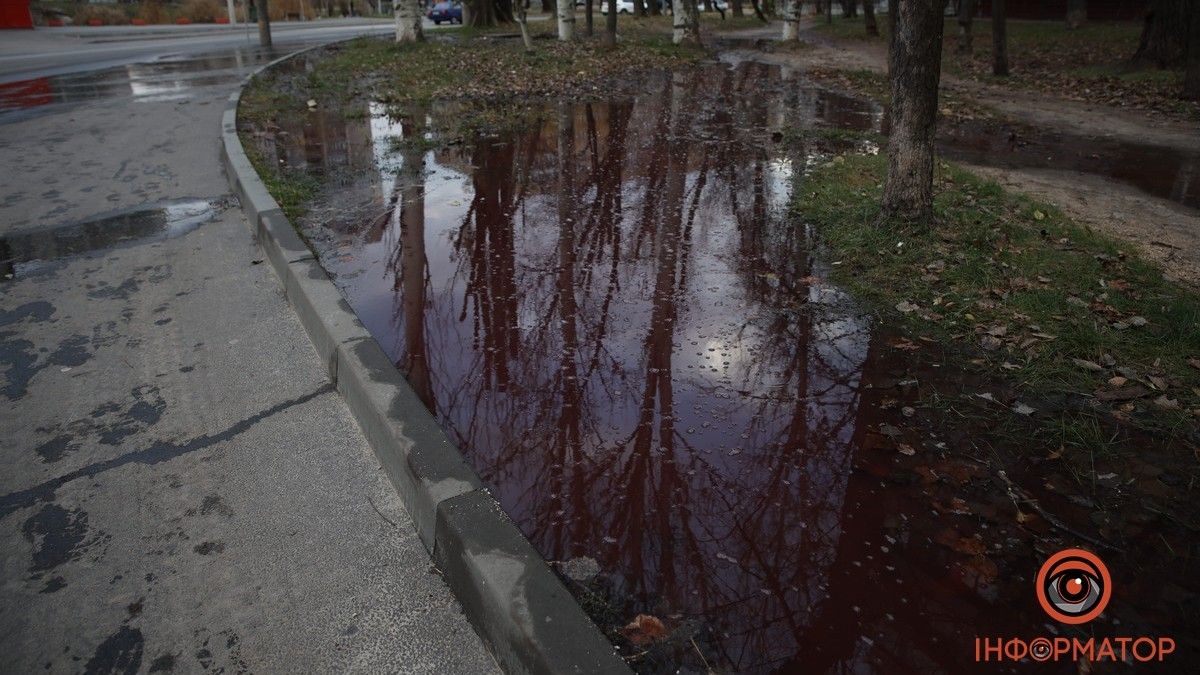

{"left": 1, "top": 198, "right": 222, "bottom": 280}
{"left": 246, "top": 61, "right": 1197, "bottom": 672}
{"left": 0, "top": 46, "right": 291, "bottom": 119}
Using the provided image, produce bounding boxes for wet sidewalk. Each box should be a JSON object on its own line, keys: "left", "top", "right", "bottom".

{"left": 0, "top": 40, "right": 497, "bottom": 674}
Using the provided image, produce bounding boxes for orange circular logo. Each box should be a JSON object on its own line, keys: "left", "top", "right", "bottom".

{"left": 1035, "top": 548, "right": 1111, "bottom": 624}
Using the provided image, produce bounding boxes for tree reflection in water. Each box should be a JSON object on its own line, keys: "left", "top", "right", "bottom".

{"left": 288, "top": 63, "right": 1025, "bottom": 673}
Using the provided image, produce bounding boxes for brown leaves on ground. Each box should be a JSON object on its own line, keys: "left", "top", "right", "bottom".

{"left": 622, "top": 614, "right": 669, "bottom": 645}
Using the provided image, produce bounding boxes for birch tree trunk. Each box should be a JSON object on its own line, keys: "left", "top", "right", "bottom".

{"left": 782, "top": 0, "right": 802, "bottom": 41}
{"left": 879, "top": 0, "right": 945, "bottom": 224}
{"left": 672, "top": 0, "right": 700, "bottom": 46}
{"left": 558, "top": 0, "right": 576, "bottom": 40}
{"left": 395, "top": 0, "right": 423, "bottom": 42}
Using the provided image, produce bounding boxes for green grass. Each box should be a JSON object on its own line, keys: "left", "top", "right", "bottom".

{"left": 793, "top": 153, "right": 1200, "bottom": 434}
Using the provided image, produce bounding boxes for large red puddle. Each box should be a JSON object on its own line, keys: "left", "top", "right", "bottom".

{"left": 246, "top": 60, "right": 1198, "bottom": 672}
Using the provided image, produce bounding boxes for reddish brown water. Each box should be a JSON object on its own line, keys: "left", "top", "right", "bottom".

{"left": 248, "top": 61, "right": 1198, "bottom": 673}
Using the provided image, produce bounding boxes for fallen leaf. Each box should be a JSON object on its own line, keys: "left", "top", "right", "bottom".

{"left": 1072, "top": 358, "right": 1104, "bottom": 372}
{"left": 896, "top": 301, "right": 919, "bottom": 314}
{"left": 1011, "top": 402, "right": 1036, "bottom": 416}
{"left": 622, "top": 614, "right": 668, "bottom": 645}
{"left": 1154, "top": 396, "right": 1181, "bottom": 410}
{"left": 1095, "top": 385, "right": 1150, "bottom": 402}
{"left": 897, "top": 443, "right": 917, "bottom": 456}
{"left": 1033, "top": 210, "right": 1046, "bottom": 221}
{"left": 980, "top": 335, "right": 1002, "bottom": 351}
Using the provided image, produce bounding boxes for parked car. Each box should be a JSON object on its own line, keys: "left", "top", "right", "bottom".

{"left": 427, "top": 2, "right": 462, "bottom": 24}
{"left": 599, "top": 0, "right": 636, "bottom": 14}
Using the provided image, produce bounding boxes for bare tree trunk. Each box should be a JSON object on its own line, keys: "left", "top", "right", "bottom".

{"left": 732, "top": 0, "right": 743, "bottom": 17}
{"left": 256, "top": 0, "right": 272, "bottom": 46}
{"left": 650, "top": 0, "right": 661, "bottom": 16}
{"left": 673, "top": 0, "right": 700, "bottom": 45}
{"left": 395, "top": 0, "right": 423, "bottom": 41}
{"left": 826, "top": 0, "right": 833, "bottom": 24}
{"left": 1134, "top": 0, "right": 1194, "bottom": 67}
{"left": 880, "top": 0, "right": 945, "bottom": 224}
{"left": 634, "top": 0, "right": 646, "bottom": 16}
{"left": 586, "top": 0, "right": 594, "bottom": 36}
{"left": 956, "top": 0, "right": 975, "bottom": 53}
{"left": 863, "top": 0, "right": 877, "bottom": 36}
{"left": 516, "top": 0, "right": 535, "bottom": 51}
{"left": 1186, "top": 2, "right": 1200, "bottom": 99}
{"left": 544, "top": 0, "right": 555, "bottom": 12}
{"left": 604, "top": 0, "right": 618, "bottom": 46}
{"left": 992, "top": 0, "right": 1008, "bottom": 76}
{"left": 1066, "top": 0, "right": 1086, "bottom": 29}
{"left": 559, "top": 0, "right": 575, "bottom": 39}
{"left": 782, "top": 0, "right": 802, "bottom": 40}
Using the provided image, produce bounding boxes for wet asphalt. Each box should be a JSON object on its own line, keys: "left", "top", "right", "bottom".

{"left": 0, "top": 22, "right": 498, "bottom": 674}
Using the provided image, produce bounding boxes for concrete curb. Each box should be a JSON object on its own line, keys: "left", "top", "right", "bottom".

{"left": 219, "top": 41, "right": 630, "bottom": 675}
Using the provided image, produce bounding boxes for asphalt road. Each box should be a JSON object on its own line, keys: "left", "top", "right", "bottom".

{"left": 0, "top": 20, "right": 499, "bottom": 674}
{"left": 0, "top": 19, "right": 400, "bottom": 83}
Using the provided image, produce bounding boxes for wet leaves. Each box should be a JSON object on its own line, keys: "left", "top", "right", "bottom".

{"left": 622, "top": 614, "right": 668, "bottom": 646}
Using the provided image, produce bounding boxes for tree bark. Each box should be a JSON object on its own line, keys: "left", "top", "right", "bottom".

{"left": 634, "top": 0, "right": 646, "bottom": 16}
{"left": 782, "top": 0, "right": 802, "bottom": 41}
{"left": 516, "top": 0, "right": 535, "bottom": 51}
{"left": 1186, "top": 2, "right": 1200, "bottom": 99}
{"left": 543, "top": 0, "right": 555, "bottom": 12}
{"left": 992, "top": 0, "right": 1008, "bottom": 76}
{"left": 732, "top": 0, "right": 743, "bottom": 18}
{"left": 395, "top": 0, "right": 423, "bottom": 42}
{"left": 649, "top": 0, "right": 661, "bottom": 16}
{"left": 673, "top": 0, "right": 701, "bottom": 46}
{"left": 956, "top": 0, "right": 975, "bottom": 53}
{"left": 586, "top": 0, "right": 594, "bottom": 36}
{"left": 863, "top": 0, "right": 877, "bottom": 36}
{"left": 558, "top": 0, "right": 575, "bottom": 39}
{"left": 604, "top": 0, "right": 618, "bottom": 46}
{"left": 880, "top": 0, "right": 945, "bottom": 224}
{"left": 1134, "top": 0, "right": 1194, "bottom": 68}
{"left": 256, "top": 0, "right": 271, "bottom": 46}
{"left": 1066, "top": 0, "right": 1086, "bottom": 29}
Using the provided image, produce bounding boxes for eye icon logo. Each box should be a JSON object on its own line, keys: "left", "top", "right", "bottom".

{"left": 1036, "top": 548, "right": 1111, "bottom": 625}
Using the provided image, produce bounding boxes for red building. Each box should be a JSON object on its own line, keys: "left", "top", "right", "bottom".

{"left": 1, "top": 0, "right": 34, "bottom": 28}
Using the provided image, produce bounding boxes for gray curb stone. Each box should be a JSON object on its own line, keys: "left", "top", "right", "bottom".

{"left": 220, "top": 41, "right": 631, "bottom": 675}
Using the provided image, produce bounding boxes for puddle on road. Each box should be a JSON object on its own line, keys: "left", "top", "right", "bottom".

{"left": 1, "top": 198, "right": 221, "bottom": 280}
{"left": 247, "top": 61, "right": 1198, "bottom": 672}
{"left": 939, "top": 120, "right": 1200, "bottom": 210}
{"left": 0, "top": 46, "right": 290, "bottom": 119}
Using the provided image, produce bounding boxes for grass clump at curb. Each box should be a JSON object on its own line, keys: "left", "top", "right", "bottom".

{"left": 792, "top": 153, "right": 1200, "bottom": 433}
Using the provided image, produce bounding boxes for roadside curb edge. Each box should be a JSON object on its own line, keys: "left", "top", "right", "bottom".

{"left": 217, "top": 40, "right": 630, "bottom": 675}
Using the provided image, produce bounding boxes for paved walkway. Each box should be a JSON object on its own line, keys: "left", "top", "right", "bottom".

{"left": 0, "top": 33, "right": 498, "bottom": 674}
